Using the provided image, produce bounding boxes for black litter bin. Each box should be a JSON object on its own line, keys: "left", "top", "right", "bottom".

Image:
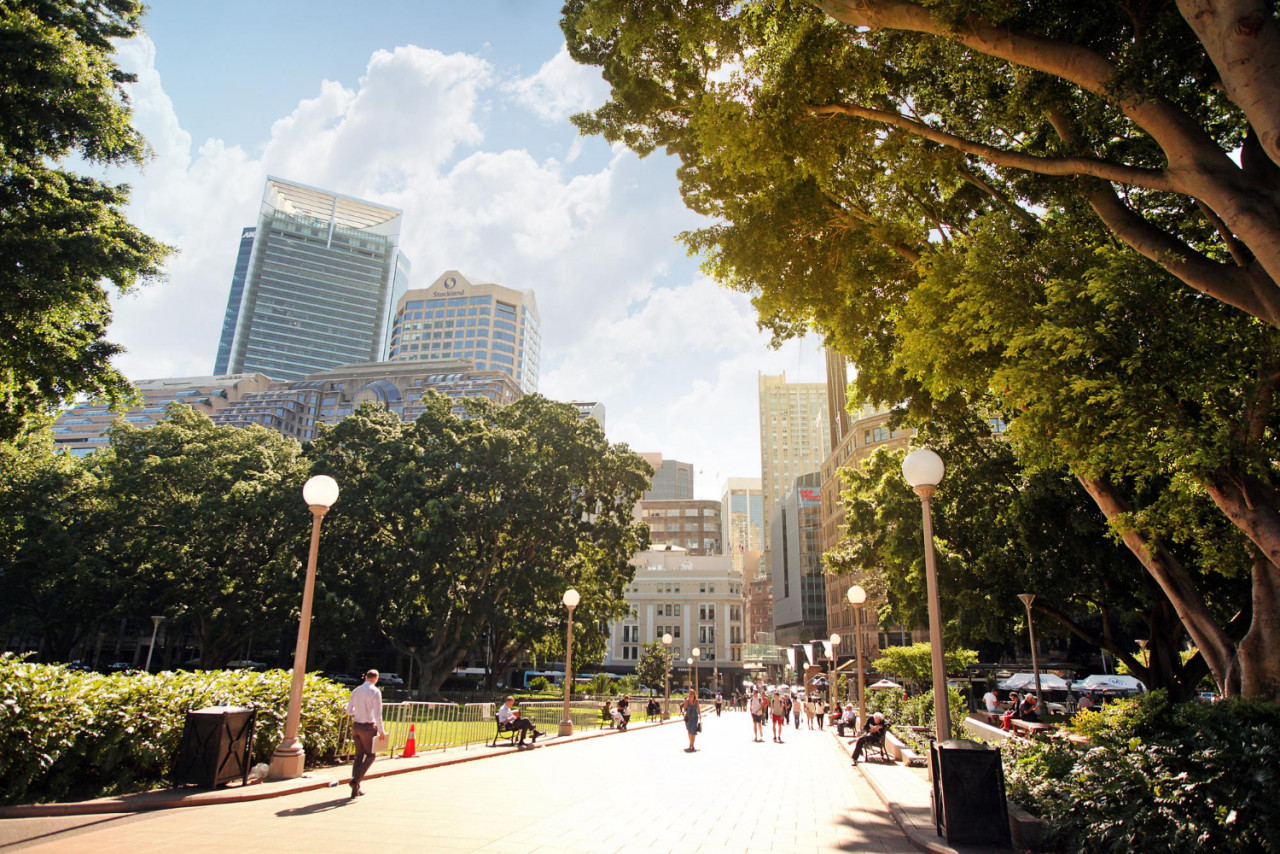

{"left": 930, "top": 738, "right": 1011, "bottom": 845}
{"left": 172, "top": 705, "right": 257, "bottom": 788}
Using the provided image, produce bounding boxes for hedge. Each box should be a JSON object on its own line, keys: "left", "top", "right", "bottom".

{"left": 0, "top": 654, "right": 350, "bottom": 804}
{"left": 1002, "top": 691, "right": 1280, "bottom": 853}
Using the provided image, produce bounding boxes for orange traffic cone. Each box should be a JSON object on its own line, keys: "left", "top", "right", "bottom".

{"left": 402, "top": 723, "right": 417, "bottom": 758}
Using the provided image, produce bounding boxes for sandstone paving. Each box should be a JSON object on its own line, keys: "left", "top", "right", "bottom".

{"left": 0, "top": 711, "right": 917, "bottom": 853}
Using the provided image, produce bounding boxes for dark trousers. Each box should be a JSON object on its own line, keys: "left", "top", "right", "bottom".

{"left": 504, "top": 717, "right": 535, "bottom": 742}
{"left": 352, "top": 722, "right": 377, "bottom": 786}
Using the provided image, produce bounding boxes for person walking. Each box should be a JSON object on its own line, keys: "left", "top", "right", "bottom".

{"left": 749, "top": 689, "right": 765, "bottom": 742}
{"left": 804, "top": 696, "right": 816, "bottom": 729}
{"left": 344, "top": 669, "right": 386, "bottom": 798}
{"left": 715, "top": 691, "right": 723, "bottom": 717}
{"left": 682, "top": 689, "right": 701, "bottom": 752}
{"left": 769, "top": 691, "right": 786, "bottom": 743}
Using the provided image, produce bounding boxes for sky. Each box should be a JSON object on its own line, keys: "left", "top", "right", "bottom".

{"left": 103, "top": 1, "right": 827, "bottom": 500}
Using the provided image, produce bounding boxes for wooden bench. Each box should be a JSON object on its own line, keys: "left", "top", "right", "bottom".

{"left": 1010, "top": 720, "right": 1056, "bottom": 739}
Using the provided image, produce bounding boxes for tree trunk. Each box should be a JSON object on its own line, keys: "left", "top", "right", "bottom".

{"left": 1077, "top": 474, "right": 1242, "bottom": 695}
{"left": 1239, "top": 555, "right": 1280, "bottom": 702}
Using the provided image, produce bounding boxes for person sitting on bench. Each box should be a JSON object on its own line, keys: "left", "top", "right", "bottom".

{"left": 497, "top": 696, "right": 543, "bottom": 746}
{"left": 850, "top": 711, "right": 890, "bottom": 764}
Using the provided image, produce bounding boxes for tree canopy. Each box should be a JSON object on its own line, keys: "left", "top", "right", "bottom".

{"left": 563, "top": 0, "right": 1280, "bottom": 701}
{"left": 306, "top": 393, "right": 652, "bottom": 698}
{"left": 0, "top": 0, "right": 172, "bottom": 439}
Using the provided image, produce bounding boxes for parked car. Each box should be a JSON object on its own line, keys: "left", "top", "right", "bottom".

{"left": 324, "top": 672, "right": 360, "bottom": 686}
{"left": 379, "top": 672, "right": 405, "bottom": 688}
{"left": 106, "top": 661, "right": 140, "bottom": 673}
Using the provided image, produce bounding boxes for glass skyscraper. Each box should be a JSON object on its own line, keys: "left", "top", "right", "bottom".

{"left": 217, "top": 177, "right": 410, "bottom": 381}
{"left": 213, "top": 227, "right": 256, "bottom": 375}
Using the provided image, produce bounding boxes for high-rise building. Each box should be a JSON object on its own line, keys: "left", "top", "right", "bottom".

{"left": 635, "top": 499, "right": 722, "bottom": 554}
{"left": 721, "top": 477, "right": 765, "bottom": 576}
{"left": 386, "top": 270, "right": 540, "bottom": 394}
{"left": 570, "top": 401, "right": 606, "bottom": 429}
{"left": 770, "top": 472, "right": 827, "bottom": 647}
{"left": 52, "top": 374, "right": 274, "bottom": 457}
{"left": 758, "top": 372, "right": 830, "bottom": 548}
{"left": 638, "top": 453, "right": 694, "bottom": 500}
{"left": 218, "top": 177, "right": 410, "bottom": 381}
{"left": 213, "top": 228, "right": 256, "bottom": 375}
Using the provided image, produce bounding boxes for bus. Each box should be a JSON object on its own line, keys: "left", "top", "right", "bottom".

{"left": 521, "top": 669, "right": 565, "bottom": 688}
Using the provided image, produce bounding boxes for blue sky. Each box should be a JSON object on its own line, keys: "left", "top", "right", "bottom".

{"left": 106, "top": 1, "right": 826, "bottom": 498}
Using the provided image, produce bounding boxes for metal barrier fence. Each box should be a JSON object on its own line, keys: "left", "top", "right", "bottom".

{"left": 338, "top": 700, "right": 607, "bottom": 759}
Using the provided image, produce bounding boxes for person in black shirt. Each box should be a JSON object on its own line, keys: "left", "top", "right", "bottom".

{"left": 1019, "top": 694, "right": 1041, "bottom": 722}
{"left": 850, "top": 712, "right": 889, "bottom": 764}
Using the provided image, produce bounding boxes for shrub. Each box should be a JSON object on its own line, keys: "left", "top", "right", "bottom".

{"left": 526, "top": 676, "right": 550, "bottom": 694}
{"left": 1002, "top": 691, "right": 1280, "bottom": 853}
{"left": 866, "top": 687, "right": 966, "bottom": 738}
{"left": 0, "top": 654, "right": 349, "bottom": 804}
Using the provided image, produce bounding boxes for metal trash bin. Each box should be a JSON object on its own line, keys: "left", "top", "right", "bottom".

{"left": 930, "top": 738, "right": 1011, "bottom": 845}
{"left": 172, "top": 705, "right": 257, "bottom": 788}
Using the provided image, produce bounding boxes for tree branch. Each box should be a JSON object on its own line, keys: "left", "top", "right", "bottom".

{"left": 810, "top": 103, "right": 1175, "bottom": 191}
{"left": 1085, "top": 182, "right": 1280, "bottom": 325}
{"left": 1195, "top": 198, "right": 1254, "bottom": 267}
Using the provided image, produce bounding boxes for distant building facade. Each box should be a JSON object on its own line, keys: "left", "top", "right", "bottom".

{"left": 52, "top": 374, "right": 274, "bottom": 457}
{"left": 570, "top": 401, "right": 605, "bottom": 429}
{"left": 606, "top": 547, "right": 746, "bottom": 680}
{"left": 211, "top": 359, "right": 522, "bottom": 440}
{"left": 387, "top": 270, "right": 540, "bottom": 394}
{"left": 770, "top": 471, "right": 827, "bottom": 647}
{"left": 637, "top": 499, "right": 722, "bottom": 555}
{"left": 721, "top": 477, "right": 765, "bottom": 577}
{"left": 219, "top": 177, "right": 410, "bottom": 381}
{"left": 758, "top": 372, "right": 830, "bottom": 548}
{"left": 638, "top": 453, "right": 694, "bottom": 500}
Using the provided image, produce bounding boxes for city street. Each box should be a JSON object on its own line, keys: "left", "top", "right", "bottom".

{"left": 2, "top": 711, "right": 914, "bottom": 853}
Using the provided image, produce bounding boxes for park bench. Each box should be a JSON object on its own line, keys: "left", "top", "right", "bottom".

{"left": 1010, "top": 720, "right": 1056, "bottom": 739}
{"left": 491, "top": 718, "right": 520, "bottom": 747}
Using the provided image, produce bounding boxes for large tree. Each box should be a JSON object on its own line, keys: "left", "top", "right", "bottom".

{"left": 0, "top": 433, "right": 116, "bottom": 661}
{"left": 97, "top": 405, "right": 311, "bottom": 669}
{"left": 307, "top": 394, "right": 651, "bottom": 699}
{"left": 0, "top": 0, "right": 172, "bottom": 439}
{"left": 563, "top": 0, "right": 1280, "bottom": 701}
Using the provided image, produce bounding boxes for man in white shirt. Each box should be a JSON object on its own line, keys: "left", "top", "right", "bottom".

{"left": 982, "top": 689, "right": 1000, "bottom": 715}
{"left": 344, "top": 669, "right": 386, "bottom": 798}
{"left": 497, "top": 696, "right": 544, "bottom": 747}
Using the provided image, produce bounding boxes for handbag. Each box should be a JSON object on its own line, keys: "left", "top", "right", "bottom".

{"left": 373, "top": 732, "right": 390, "bottom": 752}
{"left": 697, "top": 721, "right": 702, "bottom": 733}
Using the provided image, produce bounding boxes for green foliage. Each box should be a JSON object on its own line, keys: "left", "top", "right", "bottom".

{"left": 0, "top": 0, "right": 173, "bottom": 438}
{"left": 0, "top": 654, "right": 349, "bottom": 805}
{"left": 526, "top": 676, "right": 550, "bottom": 693}
{"left": 1004, "top": 692, "right": 1280, "bottom": 852}
{"left": 634, "top": 639, "right": 673, "bottom": 691}
{"left": 95, "top": 405, "right": 310, "bottom": 669}
{"left": 867, "top": 686, "right": 967, "bottom": 739}
{"left": 587, "top": 672, "right": 616, "bottom": 696}
{"left": 870, "top": 643, "right": 976, "bottom": 689}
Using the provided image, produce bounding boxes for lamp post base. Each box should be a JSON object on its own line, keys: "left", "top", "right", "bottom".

{"left": 558, "top": 719, "right": 574, "bottom": 737}
{"left": 267, "top": 740, "right": 305, "bottom": 781}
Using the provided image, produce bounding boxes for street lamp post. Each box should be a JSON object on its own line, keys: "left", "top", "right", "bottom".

{"left": 902, "top": 448, "right": 951, "bottom": 743}
{"left": 269, "top": 474, "right": 339, "bottom": 780}
{"left": 558, "top": 588, "right": 581, "bottom": 737}
{"left": 829, "top": 633, "right": 841, "bottom": 710}
{"left": 662, "top": 632, "right": 673, "bottom": 718}
{"left": 692, "top": 647, "right": 701, "bottom": 700}
{"left": 1018, "top": 593, "right": 1043, "bottom": 713}
{"left": 847, "top": 585, "right": 867, "bottom": 728}
{"left": 144, "top": 615, "right": 165, "bottom": 673}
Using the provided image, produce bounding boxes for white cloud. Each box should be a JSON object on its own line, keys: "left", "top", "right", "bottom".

{"left": 104, "top": 36, "right": 822, "bottom": 495}
{"left": 505, "top": 46, "right": 609, "bottom": 123}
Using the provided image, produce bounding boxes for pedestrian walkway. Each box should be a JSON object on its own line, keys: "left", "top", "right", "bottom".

{"left": 0, "top": 711, "right": 915, "bottom": 853}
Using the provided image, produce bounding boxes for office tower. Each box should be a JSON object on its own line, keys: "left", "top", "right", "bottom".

{"left": 211, "top": 359, "right": 522, "bottom": 441}
{"left": 636, "top": 498, "right": 722, "bottom": 554}
{"left": 52, "top": 374, "right": 274, "bottom": 457}
{"left": 386, "top": 270, "right": 540, "bottom": 393}
{"left": 218, "top": 177, "right": 410, "bottom": 381}
{"left": 721, "top": 477, "right": 764, "bottom": 576}
{"left": 758, "top": 372, "right": 830, "bottom": 548}
{"left": 770, "top": 472, "right": 827, "bottom": 646}
{"left": 213, "top": 228, "right": 256, "bottom": 375}
{"left": 638, "top": 453, "right": 695, "bottom": 500}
